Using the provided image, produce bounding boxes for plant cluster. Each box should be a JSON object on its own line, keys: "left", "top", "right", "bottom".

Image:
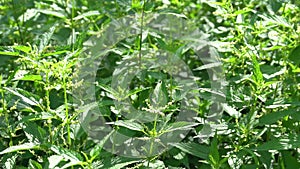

{"left": 0, "top": 0, "right": 300, "bottom": 168}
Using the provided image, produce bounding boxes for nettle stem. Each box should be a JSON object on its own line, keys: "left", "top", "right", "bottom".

{"left": 138, "top": 0, "right": 146, "bottom": 69}
{"left": 71, "top": 0, "right": 75, "bottom": 52}
{"left": 0, "top": 75, "right": 12, "bottom": 146}
{"left": 63, "top": 73, "right": 71, "bottom": 146}
{"left": 45, "top": 71, "right": 53, "bottom": 143}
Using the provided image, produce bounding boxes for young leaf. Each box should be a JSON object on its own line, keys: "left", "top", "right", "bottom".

{"left": 150, "top": 81, "right": 168, "bottom": 108}
{"left": 209, "top": 134, "right": 220, "bottom": 168}
{"left": 251, "top": 54, "right": 263, "bottom": 86}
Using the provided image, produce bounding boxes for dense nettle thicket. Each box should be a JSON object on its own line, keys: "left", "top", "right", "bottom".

{"left": 0, "top": 0, "right": 300, "bottom": 168}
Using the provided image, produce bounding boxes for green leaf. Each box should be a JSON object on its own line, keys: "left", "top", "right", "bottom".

{"left": 36, "top": 25, "right": 56, "bottom": 53}
{"left": 108, "top": 160, "right": 140, "bottom": 169}
{"left": 282, "top": 150, "right": 300, "bottom": 168}
{"left": 47, "top": 148, "right": 84, "bottom": 168}
{"left": 13, "top": 74, "right": 42, "bottom": 81}
{"left": 1, "top": 154, "right": 18, "bottom": 169}
{"left": 104, "top": 157, "right": 140, "bottom": 169}
{"left": 13, "top": 45, "right": 31, "bottom": 53}
{"left": 163, "top": 121, "right": 199, "bottom": 133}
{"left": 150, "top": 81, "right": 168, "bottom": 108}
{"left": 28, "top": 159, "right": 43, "bottom": 169}
{"left": 132, "top": 0, "right": 142, "bottom": 9}
{"left": 0, "top": 143, "right": 40, "bottom": 155}
{"left": 251, "top": 54, "right": 263, "bottom": 86}
{"left": 289, "top": 45, "right": 300, "bottom": 65}
{"left": 74, "top": 11, "right": 101, "bottom": 20}
{"left": 90, "top": 131, "right": 114, "bottom": 159}
{"left": 0, "top": 51, "right": 19, "bottom": 56}
{"left": 50, "top": 145, "right": 83, "bottom": 162}
{"left": 221, "top": 103, "right": 241, "bottom": 118}
{"left": 258, "top": 14, "right": 292, "bottom": 28}
{"left": 4, "top": 87, "right": 40, "bottom": 106}
{"left": 209, "top": 134, "right": 220, "bottom": 168}
{"left": 112, "top": 120, "right": 144, "bottom": 131}
{"left": 257, "top": 151, "right": 272, "bottom": 169}
{"left": 259, "top": 108, "right": 297, "bottom": 125}
{"left": 37, "top": 9, "right": 66, "bottom": 19}
{"left": 22, "top": 75, "right": 42, "bottom": 81}
{"left": 48, "top": 155, "right": 64, "bottom": 169}
{"left": 193, "top": 62, "right": 222, "bottom": 71}
{"left": 124, "top": 87, "right": 150, "bottom": 99}
{"left": 255, "top": 134, "right": 300, "bottom": 151}
{"left": 170, "top": 142, "right": 209, "bottom": 160}
{"left": 23, "top": 122, "right": 47, "bottom": 144}
{"left": 97, "top": 83, "right": 118, "bottom": 99}
{"left": 142, "top": 160, "right": 165, "bottom": 168}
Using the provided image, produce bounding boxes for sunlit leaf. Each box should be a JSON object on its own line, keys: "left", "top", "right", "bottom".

{"left": 150, "top": 81, "right": 168, "bottom": 108}
{"left": 4, "top": 87, "right": 40, "bottom": 106}
{"left": 0, "top": 143, "right": 40, "bottom": 155}
{"left": 111, "top": 120, "right": 144, "bottom": 131}
{"left": 73, "top": 11, "right": 101, "bottom": 20}
{"left": 255, "top": 134, "right": 300, "bottom": 151}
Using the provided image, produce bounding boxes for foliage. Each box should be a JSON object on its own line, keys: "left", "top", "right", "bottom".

{"left": 0, "top": 0, "right": 300, "bottom": 168}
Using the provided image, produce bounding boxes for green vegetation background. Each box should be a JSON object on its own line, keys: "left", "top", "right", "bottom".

{"left": 0, "top": 0, "right": 300, "bottom": 168}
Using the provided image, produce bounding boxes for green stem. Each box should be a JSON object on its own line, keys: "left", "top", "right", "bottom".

{"left": 45, "top": 71, "right": 53, "bottom": 143}
{"left": 0, "top": 75, "right": 12, "bottom": 146}
{"left": 63, "top": 73, "right": 71, "bottom": 146}
{"left": 71, "top": 0, "right": 75, "bottom": 52}
{"left": 138, "top": 0, "right": 146, "bottom": 69}
{"left": 148, "top": 113, "right": 158, "bottom": 158}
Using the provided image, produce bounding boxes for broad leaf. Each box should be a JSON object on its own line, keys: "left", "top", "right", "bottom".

{"left": 150, "top": 81, "right": 168, "bottom": 108}
{"left": 221, "top": 103, "right": 241, "bottom": 118}
{"left": 289, "top": 45, "right": 300, "bottom": 65}
{"left": 255, "top": 134, "right": 300, "bottom": 151}
{"left": 258, "top": 108, "right": 297, "bottom": 125}
{"left": 111, "top": 120, "right": 144, "bottom": 131}
{"left": 170, "top": 142, "right": 209, "bottom": 160}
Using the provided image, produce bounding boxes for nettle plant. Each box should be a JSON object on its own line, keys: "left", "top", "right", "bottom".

{"left": 0, "top": 26, "right": 86, "bottom": 167}
{"left": 72, "top": 8, "right": 226, "bottom": 167}
{"left": 1, "top": 0, "right": 300, "bottom": 168}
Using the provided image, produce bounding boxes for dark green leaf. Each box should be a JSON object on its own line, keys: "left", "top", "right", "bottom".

{"left": 255, "top": 134, "right": 300, "bottom": 151}
{"left": 259, "top": 108, "right": 297, "bottom": 125}
{"left": 289, "top": 45, "right": 300, "bottom": 65}
{"left": 171, "top": 142, "right": 209, "bottom": 160}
